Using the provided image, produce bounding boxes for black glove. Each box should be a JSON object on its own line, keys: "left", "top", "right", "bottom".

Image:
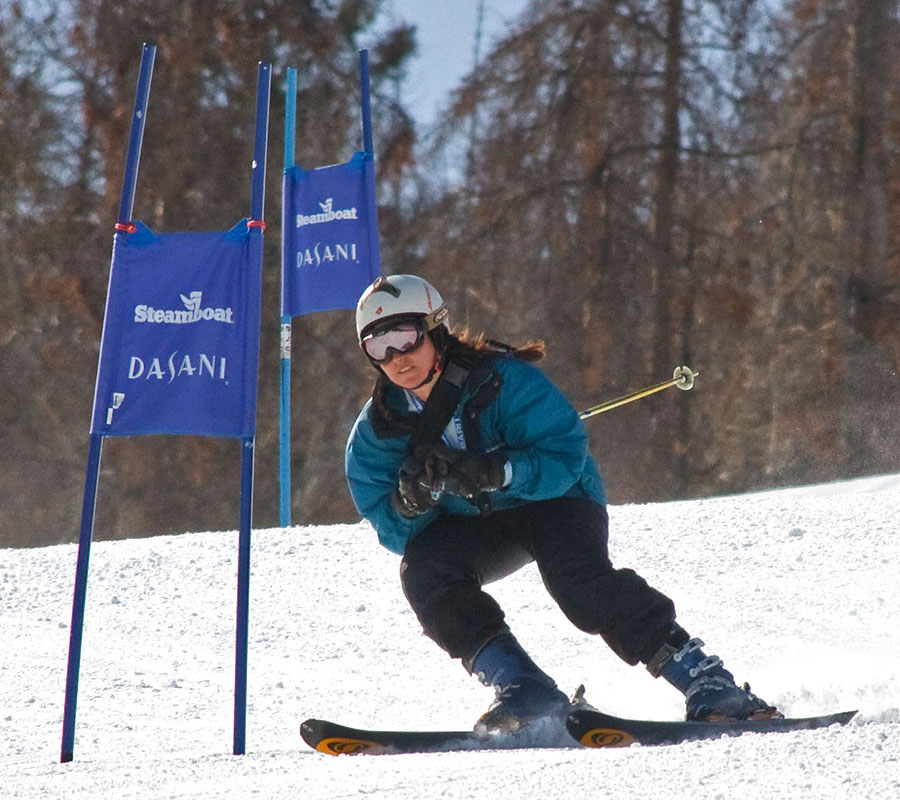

{"left": 416, "top": 443, "right": 465, "bottom": 492}
{"left": 440, "top": 451, "right": 509, "bottom": 502}
{"left": 391, "top": 452, "right": 440, "bottom": 518}
{"left": 392, "top": 445, "right": 509, "bottom": 516}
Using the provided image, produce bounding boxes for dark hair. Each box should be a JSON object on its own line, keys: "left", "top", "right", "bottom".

{"left": 440, "top": 327, "right": 546, "bottom": 363}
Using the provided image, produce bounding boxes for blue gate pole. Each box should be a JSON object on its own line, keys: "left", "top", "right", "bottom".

{"left": 60, "top": 434, "right": 103, "bottom": 763}
{"left": 60, "top": 42, "right": 156, "bottom": 764}
{"left": 359, "top": 50, "right": 374, "bottom": 153}
{"left": 233, "top": 438, "right": 256, "bottom": 756}
{"left": 358, "top": 50, "right": 382, "bottom": 281}
{"left": 233, "top": 61, "right": 271, "bottom": 757}
{"left": 278, "top": 67, "right": 297, "bottom": 528}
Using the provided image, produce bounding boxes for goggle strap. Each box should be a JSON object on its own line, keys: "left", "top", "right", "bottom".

{"left": 423, "top": 306, "right": 448, "bottom": 330}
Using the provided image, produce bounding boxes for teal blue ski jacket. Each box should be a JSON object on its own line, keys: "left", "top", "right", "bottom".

{"left": 345, "top": 354, "right": 607, "bottom": 555}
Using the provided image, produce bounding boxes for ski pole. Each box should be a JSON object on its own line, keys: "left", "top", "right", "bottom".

{"left": 579, "top": 366, "right": 699, "bottom": 420}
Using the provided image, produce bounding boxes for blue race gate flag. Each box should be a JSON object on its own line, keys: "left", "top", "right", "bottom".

{"left": 62, "top": 51, "right": 271, "bottom": 765}
{"left": 281, "top": 150, "right": 380, "bottom": 315}
{"left": 91, "top": 220, "right": 263, "bottom": 439}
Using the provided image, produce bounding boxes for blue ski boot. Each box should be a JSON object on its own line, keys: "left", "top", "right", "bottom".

{"left": 468, "top": 635, "right": 570, "bottom": 734}
{"left": 646, "top": 630, "right": 781, "bottom": 722}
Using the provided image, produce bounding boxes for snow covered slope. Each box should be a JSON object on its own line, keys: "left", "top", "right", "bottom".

{"left": 2, "top": 474, "right": 899, "bottom": 799}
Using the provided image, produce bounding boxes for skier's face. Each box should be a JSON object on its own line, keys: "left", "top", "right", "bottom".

{"left": 380, "top": 333, "right": 439, "bottom": 394}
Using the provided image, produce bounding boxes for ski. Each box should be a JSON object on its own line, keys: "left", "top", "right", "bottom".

{"left": 301, "top": 708, "right": 858, "bottom": 755}
{"left": 566, "top": 707, "right": 858, "bottom": 748}
{"left": 300, "top": 717, "right": 574, "bottom": 756}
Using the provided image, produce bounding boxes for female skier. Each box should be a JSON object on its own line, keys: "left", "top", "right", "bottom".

{"left": 345, "top": 273, "right": 780, "bottom": 733}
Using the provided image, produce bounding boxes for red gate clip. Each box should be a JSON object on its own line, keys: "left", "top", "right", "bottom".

{"left": 248, "top": 219, "right": 266, "bottom": 231}
{"left": 115, "top": 222, "right": 137, "bottom": 233}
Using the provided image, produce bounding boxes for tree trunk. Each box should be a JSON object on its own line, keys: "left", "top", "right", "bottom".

{"left": 652, "top": 0, "right": 685, "bottom": 493}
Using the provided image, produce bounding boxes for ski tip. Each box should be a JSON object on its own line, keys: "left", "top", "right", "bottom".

{"left": 301, "top": 718, "right": 391, "bottom": 756}
{"left": 314, "top": 736, "right": 386, "bottom": 756}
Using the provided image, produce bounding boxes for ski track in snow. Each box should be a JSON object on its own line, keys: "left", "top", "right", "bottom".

{"left": 2, "top": 473, "right": 899, "bottom": 799}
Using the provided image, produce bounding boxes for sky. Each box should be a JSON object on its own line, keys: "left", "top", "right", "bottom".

{"left": 371, "top": 0, "right": 531, "bottom": 127}
{"left": 4, "top": 472, "right": 898, "bottom": 798}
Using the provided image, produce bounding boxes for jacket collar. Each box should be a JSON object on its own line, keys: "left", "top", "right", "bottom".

{"left": 370, "top": 354, "right": 499, "bottom": 440}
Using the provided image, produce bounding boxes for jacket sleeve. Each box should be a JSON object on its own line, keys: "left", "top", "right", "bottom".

{"left": 344, "top": 402, "right": 439, "bottom": 555}
{"left": 491, "top": 359, "right": 591, "bottom": 501}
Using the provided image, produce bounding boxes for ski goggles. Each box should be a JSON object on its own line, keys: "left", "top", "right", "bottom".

{"left": 360, "top": 319, "right": 427, "bottom": 363}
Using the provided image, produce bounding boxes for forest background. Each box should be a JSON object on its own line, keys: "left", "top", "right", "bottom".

{"left": 1, "top": 0, "right": 898, "bottom": 548}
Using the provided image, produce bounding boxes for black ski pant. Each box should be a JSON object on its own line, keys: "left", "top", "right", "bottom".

{"left": 400, "top": 497, "right": 676, "bottom": 670}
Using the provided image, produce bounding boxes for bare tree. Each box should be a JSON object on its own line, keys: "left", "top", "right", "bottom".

{"left": 0, "top": 0, "right": 416, "bottom": 545}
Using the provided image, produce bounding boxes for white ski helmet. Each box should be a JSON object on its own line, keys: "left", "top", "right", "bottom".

{"left": 355, "top": 274, "right": 449, "bottom": 341}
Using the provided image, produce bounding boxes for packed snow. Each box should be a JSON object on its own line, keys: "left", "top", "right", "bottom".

{"left": 2, "top": 473, "right": 899, "bottom": 799}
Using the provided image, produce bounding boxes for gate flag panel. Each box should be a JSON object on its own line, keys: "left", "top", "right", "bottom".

{"left": 281, "top": 150, "right": 380, "bottom": 316}
{"left": 92, "top": 221, "right": 262, "bottom": 438}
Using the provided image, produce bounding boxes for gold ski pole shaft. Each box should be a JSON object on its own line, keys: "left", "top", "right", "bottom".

{"left": 579, "top": 366, "right": 699, "bottom": 420}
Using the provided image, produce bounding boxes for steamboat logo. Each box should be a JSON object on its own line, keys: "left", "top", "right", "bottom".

{"left": 296, "top": 197, "right": 359, "bottom": 227}
{"left": 133, "top": 291, "right": 234, "bottom": 324}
